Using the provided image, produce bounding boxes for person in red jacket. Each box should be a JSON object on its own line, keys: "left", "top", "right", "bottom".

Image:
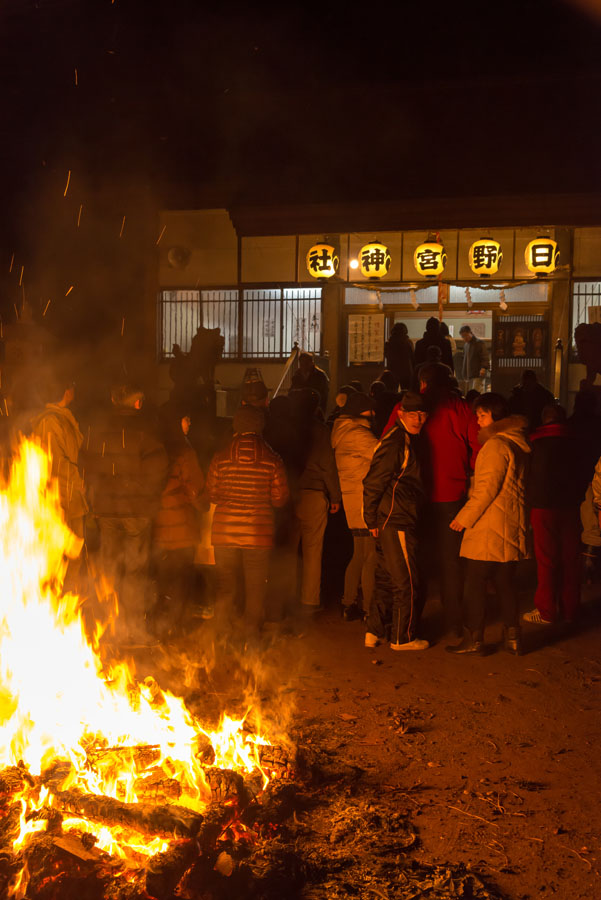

{"left": 205, "top": 406, "right": 289, "bottom": 632}
{"left": 382, "top": 364, "right": 480, "bottom": 635}
{"left": 524, "top": 403, "right": 586, "bottom": 625}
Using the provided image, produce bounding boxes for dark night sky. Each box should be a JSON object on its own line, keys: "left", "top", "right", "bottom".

{"left": 0, "top": 0, "right": 600, "bottom": 351}
{"left": 2, "top": 0, "right": 601, "bottom": 207}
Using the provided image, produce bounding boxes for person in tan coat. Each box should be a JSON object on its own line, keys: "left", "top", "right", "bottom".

{"left": 153, "top": 410, "right": 206, "bottom": 638}
{"left": 331, "top": 392, "right": 378, "bottom": 620}
{"left": 446, "top": 394, "right": 530, "bottom": 656}
{"left": 30, "top": 376, "right": 87, "bottom": 591}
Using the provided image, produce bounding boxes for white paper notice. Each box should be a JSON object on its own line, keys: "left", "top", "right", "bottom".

{"left": 348, "top": 313, "right": 385, "bottom": 363}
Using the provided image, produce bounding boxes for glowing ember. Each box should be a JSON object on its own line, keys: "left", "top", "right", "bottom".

{"left": 0, "top": 439, "right": 272, "bottom": 887}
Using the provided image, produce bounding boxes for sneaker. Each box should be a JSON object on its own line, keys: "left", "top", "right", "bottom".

{"left": 364, "top": 632, "right": 380, "bottom": 648}
{"left": 343, "top": 601, "right": 365, "bottom": 622}
{"left": 390, "top": 638, "right": 430, "bottom": 651}
{"left": 522, "top": 608, "right": 552, "bottom": 625}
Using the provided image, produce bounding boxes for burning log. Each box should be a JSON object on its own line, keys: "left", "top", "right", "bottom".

{"left": 52, "top": 788, "right": 206, "bottom": 839}
{"left": 86, "top": 744, "right": 162, "bottom": 777}
{"left": 144, "top": 838, "right": 198, "bottom": 899}
{"left": 257, "top": 742, "right": 298, "bottom": 778}
{"left": 133, "top": 769, "right": 183, "bottom": 803}
{"left": 203, "top": 767, "right": 246, "bottom": 804}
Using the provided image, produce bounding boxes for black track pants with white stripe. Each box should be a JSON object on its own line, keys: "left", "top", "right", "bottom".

{"left": 366, "top": 525, "right": 421, "bottom": 645}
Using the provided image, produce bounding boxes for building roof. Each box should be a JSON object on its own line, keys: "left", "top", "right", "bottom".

{"left": 228, "top": 193, "right": 601, "bottom": 237}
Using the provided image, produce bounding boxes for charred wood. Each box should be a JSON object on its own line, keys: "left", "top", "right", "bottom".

{"left": 50, "top": 788, "right": 205, "bottom": 839}
{"left": 144, "top": 838, "right": 198, "bottom": 899}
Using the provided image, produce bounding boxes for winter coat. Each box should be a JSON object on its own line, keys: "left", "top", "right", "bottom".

{"left": 154, "top": 439, "right": 205, "bottom": 550}
{"left": 206, "top": 432, "right": 289, "bottom": 549}
{"left": 385, "top": 335, "right": 414, "bottom": 389}
{"left": 461, "top": 336, "right": 490, "bottom": 380}
{"left": 82, "top": 406, "right": 169, "bottom": 519}
{"left": 456, "top": 415, "right": 530, "bottom": 563}
{"left": 290, "top": 366, "right": 329, "bottom": 412}
{"left": 415, "top": 334, "right": 454, "bottom": 371}
{"left": 591, "top": 454, "right": 601, "bottom": 511}
{"left": 528, "top": 423, "right": 586, "bottom": 509}
{"left": 30, "top": 403, "right": 88, "bottom": 520}
{"left": 331, "top": 415, "right": 378, "bottom": 529}
{"left": 382, "top": 394, "right": 480, "bottom": 503}
{"left": 362, "top": 423, "right": 426, "bottom": 532}
{"left": 297, "top": 419, "right": 341, "bottom": 503}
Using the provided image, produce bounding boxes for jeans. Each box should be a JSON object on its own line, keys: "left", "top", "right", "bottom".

{"left": 214, "top": 546, "right": 271, "bottom": 630}
{"left": 343, "top": 534, "right": 376, "bottom": 613}
{"left": 366, "top": 526, "right": 423, "bottom": 645}
{"left": 98, "top": 516, "right": 153, "bottom": 643}
{"left": 463, "top": 559, "right": 517, "bottom": 633}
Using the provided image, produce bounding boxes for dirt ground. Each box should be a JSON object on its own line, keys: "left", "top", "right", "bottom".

{"left": 115, "top": 539, "right": 601, "bottom": 900}
{"left": 154, "top": 571, "right": 601, "bottom": 900}
{"left": 256, "top": 590, "right": 601, "bottom": 900}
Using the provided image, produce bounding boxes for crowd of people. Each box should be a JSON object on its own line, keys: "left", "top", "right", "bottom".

{"left": 18, "top": 317, "right": 601, "bottom": 657}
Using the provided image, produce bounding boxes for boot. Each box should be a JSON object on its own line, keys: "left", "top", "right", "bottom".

{"left": 445, "top": 627, "right": 484, "bottom": 655}
{"left": 504, "top": 626, "right": 523, "bottom": 656}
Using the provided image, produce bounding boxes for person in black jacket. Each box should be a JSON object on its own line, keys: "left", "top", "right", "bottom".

{"left": 362, "top": 391, "right": 429, "bottom": 651}
{"left": 523, "top": 403, "right": 586, "bottom": 625}
{"left": 385, "top": 322, "right": 414, "bottom": 389}
{"left": 414, "top": 317, "right": 453, "bottom": 371}
{"left": 82, "top": 384, "right": 169, "bottom": 646}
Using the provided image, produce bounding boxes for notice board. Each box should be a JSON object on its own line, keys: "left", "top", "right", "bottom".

{"left": 348, "top": 313, "right": 385, "bottom": 364}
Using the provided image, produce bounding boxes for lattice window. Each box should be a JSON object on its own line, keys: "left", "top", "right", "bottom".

{"left": 571, "top": 281, "right": 601, "bottom": 349}
{"left": 158, "top": 287, "right": 321, "bottom": 360}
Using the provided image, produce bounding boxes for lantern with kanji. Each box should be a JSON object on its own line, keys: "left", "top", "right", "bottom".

{"left": 359, "top": 241, "right": 391, "bottom": 279}
{"left": 306, "top": 243, "right": 339, "bottom": 279}
{"left": 413, "top": 240, "right": 447, "bottom": 277}
{"left": 469, "top": 238, "right": 503, "bottom": 276}
{"left": 524, "top": 237, "right": 560, "bottom": 276}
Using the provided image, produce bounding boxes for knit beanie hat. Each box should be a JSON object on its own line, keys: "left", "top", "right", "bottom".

{"left": 233, "top": 406, "right": 265, "bottom": 434}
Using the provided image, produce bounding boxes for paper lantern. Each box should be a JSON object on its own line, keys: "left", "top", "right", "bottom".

{"left": 359, "top": 241, "right": 391, "bottom": 279}
{"left": 524, "top": 237, "right": 560, "bottom": 276}
{"left": 413, "top": 241, "right": 447, "bottom": 277}
{"left": 469, "top": 238, "right": 502, "bottom": 276}
{"left": 306, "top": 243, "right": 339, "bottom": 279}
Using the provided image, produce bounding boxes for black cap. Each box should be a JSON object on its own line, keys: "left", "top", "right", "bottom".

{"left": 344, "top": 391, "right": 374, "bottom": 417}
{"left": 400, "top": 390, "right": 427, "bottom": 412}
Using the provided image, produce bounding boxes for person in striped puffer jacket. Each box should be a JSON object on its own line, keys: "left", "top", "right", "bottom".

{"left": 205, "top": 405, "right": 289, "bottom": 633}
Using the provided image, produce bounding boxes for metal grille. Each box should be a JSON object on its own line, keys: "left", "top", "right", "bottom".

{"left": 282, "top": 287, "right": 321, "bottom": 354}
{"left": 159, "top": 290, "right": 201, "bottom": 356}
{"left": 202, "top": 290, "right": 239, "bottom": 358}
{"left": 572, "top": 281, "right": 601, "bottom": 344}
{"left": 159, "top": 288, "right": 321, "bottom": 360}
{"left": 243, "top": 289, "right": 282, "bottom": 357}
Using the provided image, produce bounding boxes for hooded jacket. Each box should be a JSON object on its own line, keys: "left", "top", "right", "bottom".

{"left": 30, "top": 404, "right": 88, "bottom": 520}
{"left": 456, "top": 415, "right": 530, "bottom": 562}
{"left": 331, "top": 415, "right": 378, "bottom": 529}
{"left": 362, "top": 422, "right": 426, "bottom": 531}
{"left": 206, "top": 432, "right": 289, "bottom": 549}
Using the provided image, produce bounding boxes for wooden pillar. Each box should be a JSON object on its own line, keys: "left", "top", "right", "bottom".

{"left": 549, "top": 279, "right": 570, "bottom": 404}
{"left": 321, "top": 281, "right": 344, "bottom": 402}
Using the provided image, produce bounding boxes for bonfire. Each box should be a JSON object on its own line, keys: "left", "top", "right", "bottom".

{"left": 0, "top": 440, "right": 291, "bottom": 898}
